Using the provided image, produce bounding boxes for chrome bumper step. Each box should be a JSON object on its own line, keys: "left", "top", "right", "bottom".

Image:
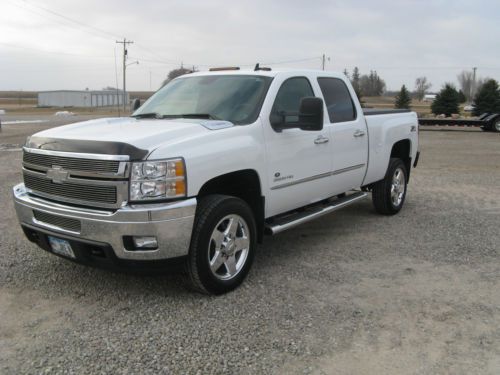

{"left": 265, "top": 192, "right": 367, "bottom": 235}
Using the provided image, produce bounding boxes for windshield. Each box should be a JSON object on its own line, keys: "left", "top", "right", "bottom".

{"left": 133, "top": 75, "right": 273, "bottom": 125}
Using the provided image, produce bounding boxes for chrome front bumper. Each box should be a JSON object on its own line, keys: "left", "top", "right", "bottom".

{"left": 13, "top": 183, "right": 196, "bottom": 261}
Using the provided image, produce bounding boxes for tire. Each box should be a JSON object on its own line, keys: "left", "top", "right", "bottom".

{"left": 372, "top": 158, "right": 408, "bottom": 215}
{"left": 186, "top": 194, "right": 256, "bottom": 295}
{"left": 492, "top": 119, "right": 500, "bottom": 133}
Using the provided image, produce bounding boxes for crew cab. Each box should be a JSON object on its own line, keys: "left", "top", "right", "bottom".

{"left": 13, "top": 68, "right": 419, "bottom": 294}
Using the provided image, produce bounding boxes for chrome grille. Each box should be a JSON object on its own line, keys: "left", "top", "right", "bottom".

{"left": 24, "top": 172, "right": 118, "bottom": 205}
{"left": 23, "top": 152, "right": 120, "bottom": 173}
{"left": 22, "top": 149, "right": 129, "bottom": 209}
{"left": 33, "top": 210, "right": 81, "bottom": 232}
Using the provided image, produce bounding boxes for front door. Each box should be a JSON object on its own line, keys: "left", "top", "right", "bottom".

{"left": 263, "top": 76, "right": 334, "bottom": 217}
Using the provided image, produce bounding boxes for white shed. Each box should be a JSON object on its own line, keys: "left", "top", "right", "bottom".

{"left": 38, "top": 90, "right": 129, "bottom": 108}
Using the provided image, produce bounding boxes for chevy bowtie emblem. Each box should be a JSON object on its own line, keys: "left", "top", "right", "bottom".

{"left": 47, "top": 166, "right": 69, "bottom": 184}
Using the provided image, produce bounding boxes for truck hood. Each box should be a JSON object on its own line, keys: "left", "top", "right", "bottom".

{"left": 26, "top": 117, "right": 226, "bottom": 160}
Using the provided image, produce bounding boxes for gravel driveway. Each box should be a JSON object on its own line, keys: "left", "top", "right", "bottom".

{"left": 1, "top": 119, "right": 499, "bottom": 374}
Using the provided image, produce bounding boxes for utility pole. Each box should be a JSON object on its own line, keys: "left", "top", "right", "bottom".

{"left": 471, "top": 67, "right": 477, "bottom": 102}
{"left": 116, "top": 38, "right": 134, "bottom": 112}
{"left": 321, "top": 54, "right": 330, "bottom": 71}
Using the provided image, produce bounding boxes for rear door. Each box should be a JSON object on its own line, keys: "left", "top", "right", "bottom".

{"left": 317, "top": 77, "right": 368, "bottom": 193}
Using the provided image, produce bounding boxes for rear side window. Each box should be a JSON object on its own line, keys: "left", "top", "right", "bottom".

{"left": 317, "top": 78, "right": 356, "bottom": 123}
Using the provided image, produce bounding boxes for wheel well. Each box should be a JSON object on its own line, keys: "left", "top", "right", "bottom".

{"left": 197, "top": 170, "right": 265, "bottom": 243}
{"left": 390, "top": 139, "right": 412, "bottom": 181}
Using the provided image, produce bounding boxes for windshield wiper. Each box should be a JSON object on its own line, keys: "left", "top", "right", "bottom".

{"left": 160, "top": 113, "right": 221, "bottom": 120}
{"left": 131, "top": 112, "right": 160, "bottom": 119}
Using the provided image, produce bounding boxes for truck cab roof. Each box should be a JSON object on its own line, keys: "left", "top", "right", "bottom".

{"left": 184, "top": 68, "right": 345, "bottom": 79}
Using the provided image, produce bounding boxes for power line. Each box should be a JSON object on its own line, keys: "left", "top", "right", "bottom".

{"left": 9, "top": 0, "right": 122, "bottom": 41}
{"left": 24, "top": 0, "right": 122, "bottom": 39}
{"left": 0, "top": 42, "right": 112, "bottom": 59}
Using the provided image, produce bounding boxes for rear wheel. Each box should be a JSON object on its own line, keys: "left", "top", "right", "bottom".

{"left": 493, "top": 119, "right": 500, "bottom": 133}
{"left": 372, "top": 158, "right": 408, "bottom": 215}
{"left": 186, "top": 195, "right": 256, "bottom": 295}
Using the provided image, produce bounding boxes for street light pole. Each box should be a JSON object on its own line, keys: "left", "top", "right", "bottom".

{"left": 116, "top": 38, "right": 134, "bottom": 112}
{"left": 471, "top": 67, "right": 477, "bottom": 102}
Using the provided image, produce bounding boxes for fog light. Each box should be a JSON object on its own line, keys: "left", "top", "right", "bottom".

{"left": 132, "top": 236, "right": 158, "bottom": 250}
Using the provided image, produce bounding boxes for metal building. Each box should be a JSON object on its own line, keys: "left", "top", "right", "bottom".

{"left": 38, "top": 90, "right": 129, "bottom": 108}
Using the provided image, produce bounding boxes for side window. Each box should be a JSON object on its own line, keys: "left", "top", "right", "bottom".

{"left": 271, "top": 77, "right": 314, "bottom": 124}
{"left": 317, "top": 78, "right": 356, "bottom": 123}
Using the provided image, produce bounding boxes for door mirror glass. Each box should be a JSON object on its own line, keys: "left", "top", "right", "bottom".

{"left": 298, "top": 97, "right": 324, "bottom": 131}
{"left": 272, "top": 97, "right": 324, "bottom": 132}
{"left": 132, "top": 98, "right": 141, "bottom": 111}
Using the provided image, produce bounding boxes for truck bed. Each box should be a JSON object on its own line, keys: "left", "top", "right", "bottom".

{"left": 362, "top": 110, "right": 418, "bottom": 186}
{"left": 363, "top": 109, "right": 411, "bottom": 116}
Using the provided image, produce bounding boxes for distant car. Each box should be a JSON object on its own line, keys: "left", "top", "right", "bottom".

{"left": 464, "top": 104, "right": 475, "bottom": 112}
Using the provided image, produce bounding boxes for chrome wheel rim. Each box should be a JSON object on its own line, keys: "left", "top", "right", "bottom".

{"left": 391, "top": 167, "right": 406, "bottom": 207}
{"left": 208, "top": 214, "right": 250, "bottom": 281}
{"left": 495, "top": 121, "right": 500, "bottom": 132}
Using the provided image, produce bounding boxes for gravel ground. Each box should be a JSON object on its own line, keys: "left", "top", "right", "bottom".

{"left": 1, "top": 119, "right": 499, "bottom": 374}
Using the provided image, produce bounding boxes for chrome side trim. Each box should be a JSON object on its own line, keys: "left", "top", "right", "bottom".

{"left": 331, "top": 163, "right": 366, "bottom": 176}
{"left": 271, "top": 163, "right": 366, "bottom": 190}
{"left": 266, "top": 192, "right": 367, "bottom": 235}
{"left": 23, "top": 147, "right": 130, "bottom": 161}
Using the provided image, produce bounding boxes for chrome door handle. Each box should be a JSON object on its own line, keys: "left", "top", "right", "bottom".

{"left": 314, "top": 135, "right": 329, "bottom": 144}
{"left": 353, "top": 129, "right": 366, "bottom": 137}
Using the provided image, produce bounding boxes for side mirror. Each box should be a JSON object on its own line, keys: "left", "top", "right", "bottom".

{"left": 271, "top": 97, "right": 324, "bottom": 132}
{"left": 131, "top": 98, "right": 141, "bottom": 111}
{"left": 298, "top": 97, "right": 324, "bottom": 131}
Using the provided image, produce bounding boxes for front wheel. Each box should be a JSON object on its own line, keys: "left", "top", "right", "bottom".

{"left": 186, "top": 195, "right": 256, "bottom": 295}
{"left": 372, "top": 158, "right": 408, "bottom": 215}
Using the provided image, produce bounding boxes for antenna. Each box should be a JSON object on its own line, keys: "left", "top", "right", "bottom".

{"left": 254, "top": 63, "right": 271, "bottom": 72}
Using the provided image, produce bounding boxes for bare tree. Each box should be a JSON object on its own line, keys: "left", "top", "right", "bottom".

{"left": 457, "top": 71, "right": 474, "bottom": 102}
{"left": 414, "top": 77, "right": 432, "bottom": 101}
{"left": 359, "top": 70, "right": 386, "bottom": 96}
{"left": 161, "top": 67, "right": 194, "bottom": 87}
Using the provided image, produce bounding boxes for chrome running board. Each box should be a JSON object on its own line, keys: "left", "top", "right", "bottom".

{"left": 265, "top": 191, "right": 367, "bottom": 235}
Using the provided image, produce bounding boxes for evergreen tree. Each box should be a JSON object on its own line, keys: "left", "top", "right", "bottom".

{"left": 431, "top": 84, "right": 460, "bottom": 116}
{"left": 457, "top": 90, "right": 467, "bottom": 103}
{"left": 472, "top": 79, "right": 500, "bottom": 116}
{"left": 351, "top": 67, "right": 362, "bottom": 100}
{"left": 394, "top": 85, "right": 411, "bottom": 109}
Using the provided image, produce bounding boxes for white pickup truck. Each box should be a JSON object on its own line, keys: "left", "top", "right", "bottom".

{"left": 13, "top": 68, "right": 419, "bottom": 294}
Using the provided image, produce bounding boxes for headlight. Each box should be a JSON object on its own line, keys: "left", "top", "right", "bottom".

{"left": 130, "top": 158, "right": 186, "bottom": 201}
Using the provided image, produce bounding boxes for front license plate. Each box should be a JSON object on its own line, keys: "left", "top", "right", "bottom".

{"left": 48, "top": 236, "right": 75, "bottom": 259}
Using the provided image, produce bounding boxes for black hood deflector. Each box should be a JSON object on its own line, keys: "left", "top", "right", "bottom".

{"left": 26, "top": 136, "right": 149, "bottom": 160}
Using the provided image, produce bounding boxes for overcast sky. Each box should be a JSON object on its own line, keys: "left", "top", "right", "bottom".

{"left": 1, "top": 0, "right": 499, "bottom": 92}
